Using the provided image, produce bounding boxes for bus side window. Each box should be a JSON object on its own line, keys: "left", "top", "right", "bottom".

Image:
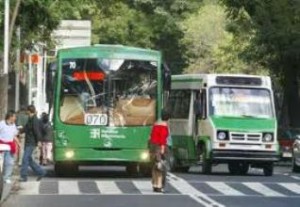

{"left": 201, "top": 89, "right": 207, "bottom": 119}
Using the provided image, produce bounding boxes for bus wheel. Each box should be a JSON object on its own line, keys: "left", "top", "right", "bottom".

{"left": 202, "top": 147, "right": 212, "bottom": 174}
{"left": 263, "top": 162, "right": 274, "bottom": 176}
{"left": 126, "top": 164, "right": 138, "bottom": 176}
{"left": 55, "top": 162, "right": 78, "bottom": 177}
{"left": 139, "top": 164, "right": 151, "bottom": 177}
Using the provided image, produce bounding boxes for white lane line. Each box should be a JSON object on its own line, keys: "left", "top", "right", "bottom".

{"left": 19, "top": 182, "right": 40, "bottom": 195}
{"left": 168, "top": 173, "right": 225, "bottom": 207}
{"left": 59, "top": 181, "right": 80, "bottom": 195}
{"left": 279, "top": 183, "right": 300, "bottom": 194}
{"left": 133, "top": 181, "right": 156, "bottom": 195}
{"left": 96, "top": 181, "right": 122, "bottom": 194}
{"left": 243, "top": 182, "right": 285, "bottom": 197}
{"left": 291, "top": 176, "right": 300, "bottom": 180}
{"left": 206, "top": 182, "right": 244, "bottom": 196}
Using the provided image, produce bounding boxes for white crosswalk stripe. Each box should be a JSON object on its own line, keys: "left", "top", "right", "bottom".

{"left": 279, "top": 183, "right": 300, "bottom": 194}
{"left": 95, "top": 181, "right": 122, "bottom": 194}
{"left": 133, "top": 181, "right": 156, "bottom": 195}
{"left": 19, "top": 182, "right": 40, "bottom": 195}
{"left": 59, "top": 181, "right": 80, "bottom": 195}
{"left": 17, "top": 180, "right": 300, "bottom": 198}
{"left": 206, "top": 182, "right": 245, "bottom": 196}
{"left": 243, "top": 182, "right": 285, "bottom": 197}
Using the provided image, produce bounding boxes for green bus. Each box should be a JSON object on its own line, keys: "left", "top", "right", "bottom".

{"left": 49, "top": 45, "right": 170, "bottom": 176}
{"left": 167, "top": 74, "right": 279, "bottom": 176}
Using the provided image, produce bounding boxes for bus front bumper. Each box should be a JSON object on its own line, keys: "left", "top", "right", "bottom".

{"left": 211, "top": 150, "right": 280, "bottom": 162}
{"left": 54, "top": 148, "right": 151, "bottom": 164}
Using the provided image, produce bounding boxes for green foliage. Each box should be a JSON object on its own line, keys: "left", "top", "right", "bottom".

{"left": 181, "top": 1, "right": 267, "bottom": 75}
{"left": 221, "top": 0, "right": 300, "bottom": 126}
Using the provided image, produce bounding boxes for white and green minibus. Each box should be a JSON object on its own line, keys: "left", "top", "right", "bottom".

{"left": 167, "top": 74, "right": 279, "bottom": 176}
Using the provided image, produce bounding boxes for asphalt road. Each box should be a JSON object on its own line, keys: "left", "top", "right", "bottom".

{"left": 2, "top": 163, "right": 300, "bottom": 207}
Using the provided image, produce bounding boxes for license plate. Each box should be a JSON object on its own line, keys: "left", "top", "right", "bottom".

{"left": 84, "top": 114, "right": 108, "bottom": 126}
{"left": 282, "top": 152, "right": 292, "bottom": 158}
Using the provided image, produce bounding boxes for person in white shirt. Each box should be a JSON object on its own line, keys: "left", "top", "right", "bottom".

{"left": 0, "top": 110, "right": 19, "bottom": 184}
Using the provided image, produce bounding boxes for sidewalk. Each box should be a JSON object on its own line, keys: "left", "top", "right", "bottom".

{"left": 1, "top": 165, "right": 21, "bottom": 204}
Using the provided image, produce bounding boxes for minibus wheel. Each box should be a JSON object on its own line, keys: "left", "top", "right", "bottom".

{"left": 263, "top": 162, "right": 274, "bottom": 176}
{"left": 292, "top": 154, "right": 300, "bottom": 173}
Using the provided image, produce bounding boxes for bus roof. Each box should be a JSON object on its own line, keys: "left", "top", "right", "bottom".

{"left": 171, "top": 74, "right": 272, "bottom": 90}
{"left": 57, "top": 45, "right": 161, "bottom": 61}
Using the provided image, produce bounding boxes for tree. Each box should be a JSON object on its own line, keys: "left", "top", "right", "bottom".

{"left": 221, "top": 0, "right": 300, "bottom": 127}
{"left": 180, "top": 1, "right": 266, "bottom": 75}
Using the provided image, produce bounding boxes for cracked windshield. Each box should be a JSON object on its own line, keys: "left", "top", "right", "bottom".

{"left": 60, "top": 58, "right": 157, "bottom": 126}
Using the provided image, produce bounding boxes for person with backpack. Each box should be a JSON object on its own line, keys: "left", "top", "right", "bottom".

{"left": 19, "top": 105, "right": 46, "bottom": 182}
{"left": 40, "top": 113, "right": 53, "bottom": 166}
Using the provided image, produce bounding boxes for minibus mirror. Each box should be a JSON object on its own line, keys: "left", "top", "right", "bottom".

{"left": 162, "top": 62, "right": 171, "bottom": 91}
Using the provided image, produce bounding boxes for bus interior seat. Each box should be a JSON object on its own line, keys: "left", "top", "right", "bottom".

{"left": 60, "top": 96, "right": 84, "bottom": 124}
{"left": 115, "top": 98, "right": 156, "bottom": 126}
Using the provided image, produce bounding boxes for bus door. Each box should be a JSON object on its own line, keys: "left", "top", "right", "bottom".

{"left": 168, "top": 89, "right": 195, "bottom": 162}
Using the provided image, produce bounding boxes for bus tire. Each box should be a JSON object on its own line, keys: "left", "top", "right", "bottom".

{"left": 263, "top": 162, "right": 274, "bottom": 176}
{"left": 202, "top": 147, "right": 212, "bottom": 174}
{"left": 126, "top": 164, "right": 138, "bottom": 175}
{"left": 55, "top": 162, "right": 78, "bottom": 177}
{"left": 139, "top": 164, "right": 152, "bottom": 177}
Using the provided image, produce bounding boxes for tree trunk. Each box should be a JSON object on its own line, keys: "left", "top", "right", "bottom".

{"left": 9, "top": 0, "right": 22, "bottom": 52}
{"left": 283, "top": 67, "right": 300, "bottom": 127}
{"left": 0, "top": 75, "right": 8, "bottom": 120}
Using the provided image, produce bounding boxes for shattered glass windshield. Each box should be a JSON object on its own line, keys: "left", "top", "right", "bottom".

{"left": 60, "top": 58, "right": 157, "bottom": 126}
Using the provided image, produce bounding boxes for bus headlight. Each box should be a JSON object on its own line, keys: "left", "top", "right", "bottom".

{"left": 217, "top": 131, "right": 229, "bottom": 140}
{"left": 263, "top": 133, "right": 273, "bottom": 142}
{"left": 65, "top": 150, "right": 74, "bottom": 159}
{"left": 141, "top": 152, "right": 149, "bottom": 160}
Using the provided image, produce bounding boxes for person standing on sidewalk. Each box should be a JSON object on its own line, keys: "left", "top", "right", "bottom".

{"left": 16, "top": 107, "right": 28, "bottom": 166}
{"left": 0, "top": 110, "right": 19, "bottom": 184}
{"left": 40, "top": 113, "right": 53, "bottom": 165}
{"left": 20, "top": 105, "right": 46, "bottom": 182}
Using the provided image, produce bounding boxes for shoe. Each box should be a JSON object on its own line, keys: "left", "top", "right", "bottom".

{"left": 19, "top": 178, "right": 27, "bottom": 182}
{"left": 4, "top": 179, "right": 11, "bottom": 184}
{"left": 37, "top": 172, "right": 46, "bottom": 181}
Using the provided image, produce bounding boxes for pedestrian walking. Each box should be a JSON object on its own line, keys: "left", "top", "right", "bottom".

{"left": 40, "top": 113, "right": 53, "bottom": 165}
{"left": 0, "top": 110, "right": 19, "bottom": 184}
{"left": 149, "top": 110, "right": 170, "bottom": 193}
{"left": 20, "top": 105, "right": 46, "bottom": 182}
{"left": 16, "top": 107, "right": 29, "bottom": 166}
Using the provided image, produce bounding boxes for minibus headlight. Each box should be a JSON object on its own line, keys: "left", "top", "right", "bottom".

{"left": 217, "top": 131, "right": 229, "bottom": 140}
{"left": 263, "top": 133, "right": 273, "bottom": 142}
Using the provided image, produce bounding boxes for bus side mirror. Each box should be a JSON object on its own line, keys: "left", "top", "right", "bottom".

{"left": 194, "top": 100, "right": 202, "bottom": 119}
{"left": 162, "top": 63, "right": 171, "bottom": 91}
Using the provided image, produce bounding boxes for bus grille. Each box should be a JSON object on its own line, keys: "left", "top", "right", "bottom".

{"left": 230, "top": 132, "right": 262, "bottom": 142}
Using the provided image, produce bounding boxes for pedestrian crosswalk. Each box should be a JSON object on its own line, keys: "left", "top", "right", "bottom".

{"left": 17, "top": 179, "right": 300, "bottom": 198}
